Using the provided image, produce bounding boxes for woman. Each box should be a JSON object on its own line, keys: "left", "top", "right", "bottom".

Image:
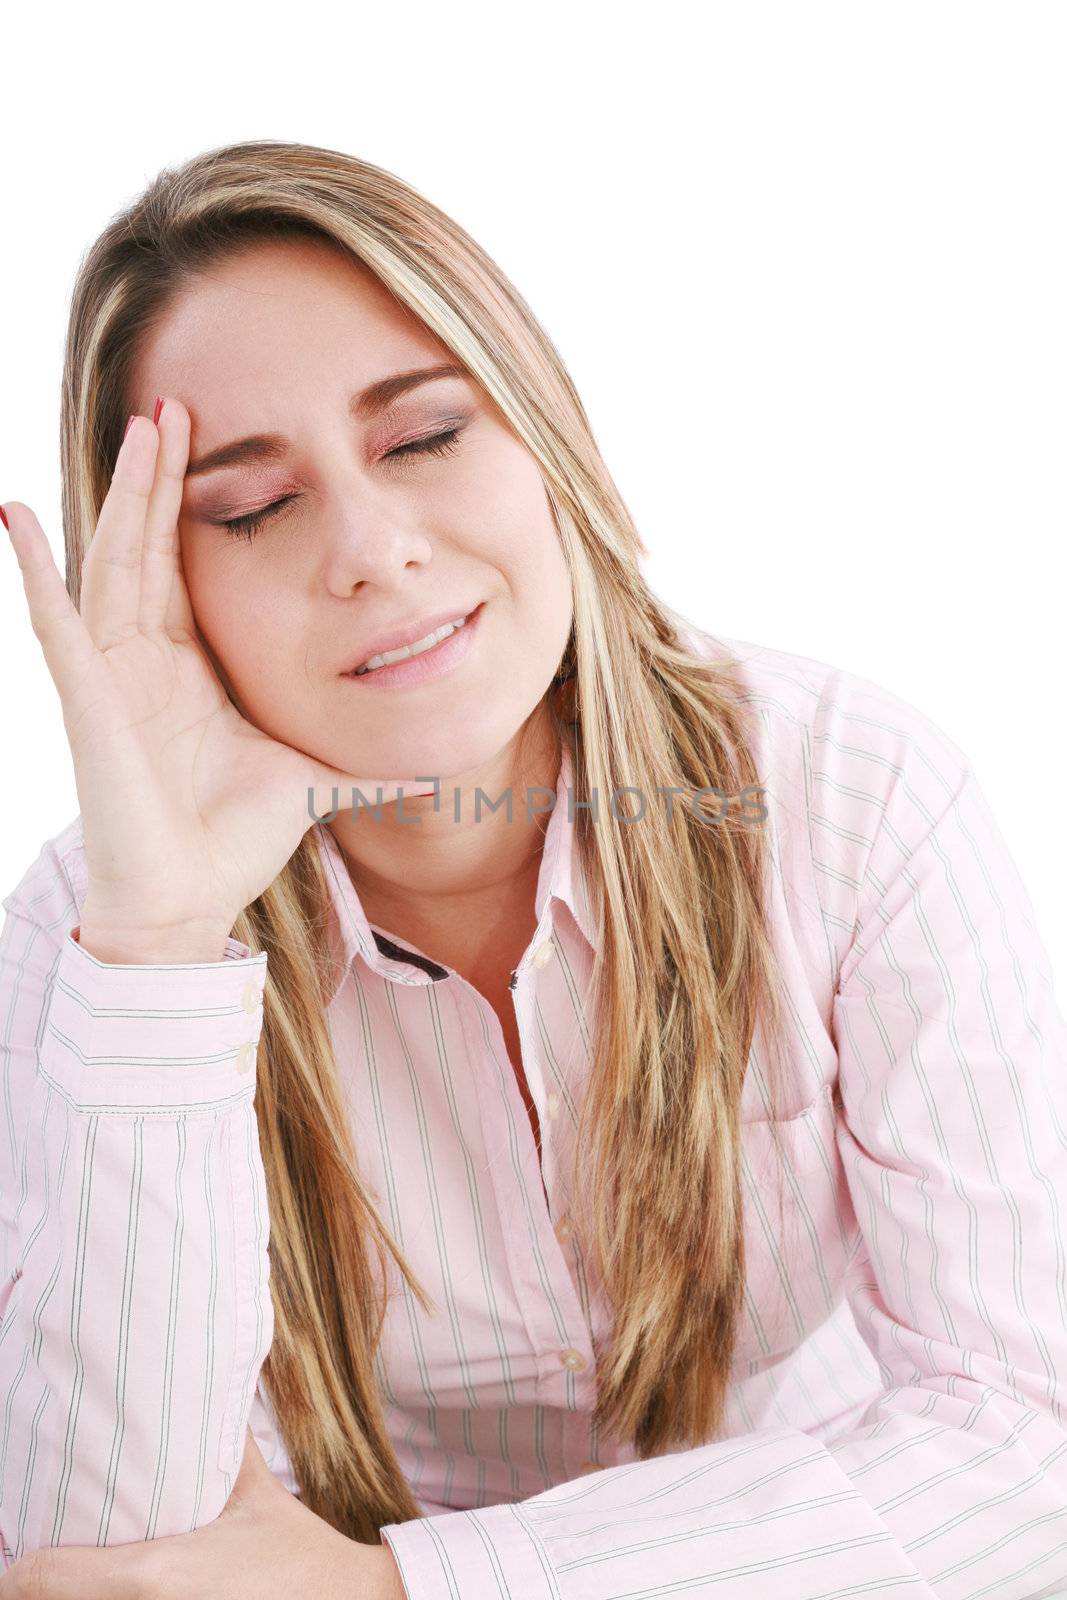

{"left": 0, "top": 140, "right": 1064, "bottom": 1600}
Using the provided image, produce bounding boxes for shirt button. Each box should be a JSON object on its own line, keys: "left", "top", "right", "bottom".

{"left": 559, "top": 1346, "right": 586, "bottom": 1371}
{"left": 578, "top": 1460, "right": 601, "bottom": 1474}
{"left": 240, "top": 982, "right": 261, "bottom": 1014}
{"left": 546, "top": 1091, "right": 560, "bottom": 1119}
{"left": 555, "top": 1214, "right": 574, "bottom": 1242}
{"left": 235, "top": 1042, "right": 256, "bottom": 1075}
{"left": 533, "top": 939, "right": 556, "bottom": 969}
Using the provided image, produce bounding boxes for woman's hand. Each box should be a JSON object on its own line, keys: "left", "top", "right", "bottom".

{"left": 0, "top": 1427, "right": 407, "bottom": 1599}
{"left": 2, "top": 398, "right": 419, "bottom": 953}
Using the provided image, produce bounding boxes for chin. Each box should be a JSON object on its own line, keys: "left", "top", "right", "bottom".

{"left": 335, "top": 710, "right": 536, "bottom": 787}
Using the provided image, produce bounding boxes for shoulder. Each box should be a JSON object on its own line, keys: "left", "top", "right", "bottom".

{"left": 677, "top": 621, "right": 975, "bottom": 974}
{"left": 680, "top": 622, "right": 972, "bottom": 813}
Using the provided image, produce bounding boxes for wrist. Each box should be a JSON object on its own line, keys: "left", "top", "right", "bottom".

{"left": 381, "top": 1544, "right": 407, "bottom": 1600}
{"left": 331, "top": 1540, "right": 407, "bottom": 1600}
{"left": 76, "top": 914, "right": 234, "bottom": 966}
{"left": 370, "top": 1543, "right": 408, "bottom": 1600}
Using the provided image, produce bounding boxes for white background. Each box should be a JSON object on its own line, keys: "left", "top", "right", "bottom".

{"left": 1, "top": 2, "right": 1064, "bottom": 992}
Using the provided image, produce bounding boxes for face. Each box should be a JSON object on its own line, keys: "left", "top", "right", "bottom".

{"left": 127, "top": 238, "right": 574, "bottom": 786}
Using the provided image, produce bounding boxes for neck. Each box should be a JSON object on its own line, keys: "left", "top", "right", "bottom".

{"left": 326, "top": 710, "right": 562, "bottom": 965}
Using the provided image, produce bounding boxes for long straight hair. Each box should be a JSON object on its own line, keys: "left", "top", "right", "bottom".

{"left": 59, "top": 139, "right": 792, "bottom": 1543}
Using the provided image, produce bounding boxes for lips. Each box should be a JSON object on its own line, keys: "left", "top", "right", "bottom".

{"left": 339, "top": 600, "right": 485, "bottom": 691}
{"left": 354, "top": 616, "right": 468, "bottom": 675}
{"left": 341, "top": 604, "right": 481, "bottom": 676}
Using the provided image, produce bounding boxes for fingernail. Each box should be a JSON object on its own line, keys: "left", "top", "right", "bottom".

{"left": 124, "top": 415, "right": 136, "bottom": 440}
{"left": 0, "top": 505, "right": 9, "bottom": 532}
{"left": 153, "top": 396, "right": 165, "bottom": 426}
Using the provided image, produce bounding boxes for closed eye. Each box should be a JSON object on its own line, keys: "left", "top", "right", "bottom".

{"left": 386, "top": 424, "right": 465, "bottom": 465}
{"left": 215, "top": 425, "right": 467, "bottom": 543}
{"left": 217, "top": 495, "right": 299, "bottom": 543}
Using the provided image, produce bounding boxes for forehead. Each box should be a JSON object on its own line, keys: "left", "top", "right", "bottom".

{"left": 128, "top": 238, "right": 450, "bottom": 414}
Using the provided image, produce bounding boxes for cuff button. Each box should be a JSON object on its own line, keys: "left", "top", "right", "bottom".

{"left": 241, "top": 982, "right": 261, "bottom": 1014}
{"left": 235, "top": 1042, "right": 256, "bottom": 1075}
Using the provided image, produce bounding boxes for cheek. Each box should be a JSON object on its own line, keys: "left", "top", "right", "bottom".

{"left": 498, "top": 480, "right": 572, "bottom": 628}
{"left": 180, "top": 536, "right": 289, "bottom": 686}
{"left": 514, "top": 526, "right": 572, "bottom": 640}
{"left": 456, "top": 444, "right": 569, "bottom": 595}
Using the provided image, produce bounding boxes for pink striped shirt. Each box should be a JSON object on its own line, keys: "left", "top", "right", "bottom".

{"left": 1, "top": 628, "right": 1065, "bottom": 1598}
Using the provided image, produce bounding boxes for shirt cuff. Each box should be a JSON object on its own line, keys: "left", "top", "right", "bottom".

{"left": 381, "top": 1500, "right": 555, "bottom": 1600}
{"left": 37, "top": 925, "right": 269, "bottom": 1112}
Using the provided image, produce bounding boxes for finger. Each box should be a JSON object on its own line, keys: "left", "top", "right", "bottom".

{"left": 162, "top": 538, "right": 197, "bottom": 637}
{"left": 306, "top": 761, "right": 424, "bottom": 822}
{"left": 79, "top": 415, "right": 159, "bottom": 651}
{"left": 2, "top": 502, "right": 98, "bottom": 706}
{"left": 140, "top": 397, "right": 195, "bottom": 635}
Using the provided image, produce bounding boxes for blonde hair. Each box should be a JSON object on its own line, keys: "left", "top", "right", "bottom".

{"left": 59, "top": 139, "right": 792, "bottom": 1543}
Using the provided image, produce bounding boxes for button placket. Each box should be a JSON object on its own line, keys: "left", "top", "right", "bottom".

{"left": 454, "top": 984, "right": 585, "bottom": 1376}
{"left": 503, "top": 958, "right": 551, "bottom": 1177}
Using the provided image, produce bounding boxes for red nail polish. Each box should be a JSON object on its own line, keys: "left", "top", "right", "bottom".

{"left": 124, "top": 415, "right": 136, "bottom": 439}
{"left": 153, "top": 396, "right": 165, "bottom": 425}
{"left": 0, "top": 505, "right": 9, "bottom": 532}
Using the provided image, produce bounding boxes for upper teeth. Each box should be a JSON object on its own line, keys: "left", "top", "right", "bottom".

{"left": 354, "top": 614, "right": 469, "bottom": 675}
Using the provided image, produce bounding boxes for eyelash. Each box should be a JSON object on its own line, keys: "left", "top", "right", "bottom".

{"left": 218, "top": 425, "right": 466, "bottom": 543}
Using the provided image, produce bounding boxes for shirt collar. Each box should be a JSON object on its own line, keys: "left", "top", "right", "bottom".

{"left": 311, "top": 735, "right": 597, "bottom": 1007}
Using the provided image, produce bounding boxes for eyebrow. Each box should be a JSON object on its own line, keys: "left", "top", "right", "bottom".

{"left": 184, "top": 362, "right": 469, "bottom": 478}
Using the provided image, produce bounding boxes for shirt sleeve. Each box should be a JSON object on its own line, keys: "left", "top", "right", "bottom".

{"left": 0, "top": 839, "right": 274, "bottom": 1567}
{"left": 380, "top": 760, "right": 1067, "bottom": 1598}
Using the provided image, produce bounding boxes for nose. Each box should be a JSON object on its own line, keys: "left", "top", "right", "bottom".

{"left": 320, "top": 487, "right": 434, "bottom": 598}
